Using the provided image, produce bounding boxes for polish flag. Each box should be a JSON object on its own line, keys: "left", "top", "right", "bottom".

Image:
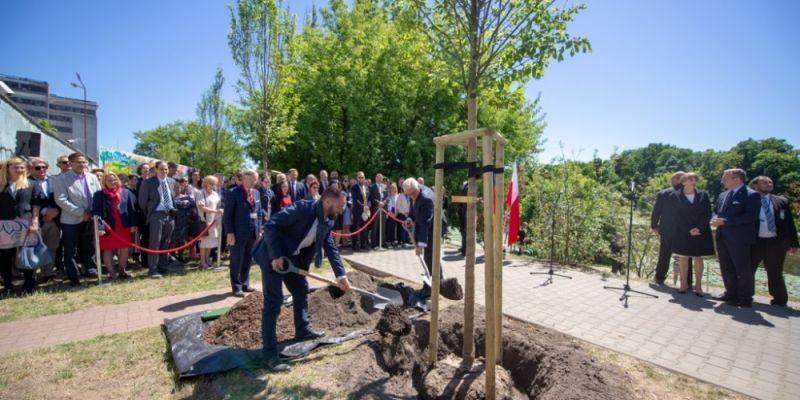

{"left": 506, "top": 161, "right": 520, "bottom": 246}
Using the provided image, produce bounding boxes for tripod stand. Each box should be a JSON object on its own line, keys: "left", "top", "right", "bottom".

{"left": 604, "top": 182, "right": 658, "bottom": 307}
{"left": 531, "top": 192, "right": 572, "bottom": 285}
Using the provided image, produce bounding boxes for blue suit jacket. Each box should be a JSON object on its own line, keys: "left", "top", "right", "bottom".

{"left": 350, "top": 184, "right": 373, "bottom": 215}
{"left": 223, "top": 185, "right": 262, "bottom": 241}
{"left": 253, "top": 199, "right": 346, "bottom": 278}
{"left": 289, "top": 180, "right": 306, "bottom": 203}
{"left": 714, "top": 186, "right": 760, "bottom": 245}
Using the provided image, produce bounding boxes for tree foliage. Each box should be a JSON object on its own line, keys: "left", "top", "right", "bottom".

{"left": 228, "top": 0, "right": 296, "bottom": 167}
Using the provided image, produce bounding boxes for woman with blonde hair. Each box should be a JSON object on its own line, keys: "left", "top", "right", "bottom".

{"left": 196, "top": 175, "right": 223, "bottom": 268}
{"left": 92, "top": 172, "right": 138, "bottom": 280}
{"left": 0, "top": 158, "right": 41, "bottom": 295}
{"left": 671, "top": 172, "right": 715, "bottom": 295}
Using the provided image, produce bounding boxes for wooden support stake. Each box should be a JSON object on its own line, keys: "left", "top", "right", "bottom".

{"left": 482, "top": 132, "right": 496, "bottom": 400}
{"left": 429, "top": 143, "right": 445, "bottom": 367}
{"left": 463, "top": 138, "right": 477, "bottom": 367}
{"left": 493, "top": 140, "right": 505, "bottom": 364}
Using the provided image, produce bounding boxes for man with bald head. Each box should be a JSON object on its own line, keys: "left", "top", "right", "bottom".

{"left": 651, "top": 171, "right": 691, "bottom": 286}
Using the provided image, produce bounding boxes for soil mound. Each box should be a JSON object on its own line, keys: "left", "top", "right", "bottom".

{"left": 203, "top": 270, "right": 382, "bottom": 349}
{"left": 423, "top": 355, "right": 526, "bottom": 400}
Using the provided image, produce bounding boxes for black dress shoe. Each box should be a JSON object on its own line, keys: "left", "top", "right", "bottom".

{"left": 737, "top": 300, "right": 753, "bottom": 308}
{"left": 295, "top": 328, "right": 325, "bottom": 341}
{"left": 265, "top": 356, "right": 291, "bottom": 372}
{"left": 770, "top": 299, "right": 787, "bottom": 307}
{"left": 232, "top": 291, "right": 245, "bottom": 297}
{"left": 712, "top": 294, "right": 734, "bottom": 301}
{"left": 243, "top": 287, "right": 257, "bottom": 293}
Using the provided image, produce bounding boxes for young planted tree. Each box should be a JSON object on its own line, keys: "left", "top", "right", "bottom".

{"left": 411, "top": 0, "right": 591, "bottom": 372}
{"left": 197, "top": 67, "right": 236, "bottom": 174}
{"left": 228, "top": 0, "right": 295, "bottom": 168}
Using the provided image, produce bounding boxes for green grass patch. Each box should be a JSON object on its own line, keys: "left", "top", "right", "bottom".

{"left": 0, "top": 263, "right": 262, "bottom": 323}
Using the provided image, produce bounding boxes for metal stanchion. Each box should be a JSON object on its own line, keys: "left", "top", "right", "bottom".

{"left": 216, "top": 219, "right": 222, "bottom": 270}
{"left": 377, "top": 208, "right": 387, "bottom": 251}
{"left": 93, "top": 216, "right": 104, "bottom": 285}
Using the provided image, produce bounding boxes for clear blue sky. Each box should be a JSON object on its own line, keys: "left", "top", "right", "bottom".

{"left": 2, "top": 0, "right": 798, "bottom": 163}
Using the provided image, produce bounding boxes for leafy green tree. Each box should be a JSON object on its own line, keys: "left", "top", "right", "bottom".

{"left": 196, "top": 67, "right": 242, "bottom": 174}
{"left": 228, "top": 0, "right": 296, "bottom": 168}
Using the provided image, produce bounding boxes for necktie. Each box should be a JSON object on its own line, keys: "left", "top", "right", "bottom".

{"left": 159, "top": 180, "right": 172, "bottom": 210}
{"left": 362, "top": 185, "right": 367, "bottom": 205}
{"left": 291, "top": 182, "right": 296, "bottom": 199}
{"left": 762, "top": 196, "right": 776, "bottom": 233}
{"left": 246, "top": 188, "right": 254, "bottom": 207}
{"left": 79, "top": 175, "right": 92, "bottom": 209}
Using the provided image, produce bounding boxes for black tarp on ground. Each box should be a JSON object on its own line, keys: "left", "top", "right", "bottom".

{"left": 164, "top": 312, "right": 371, "bottom": 378}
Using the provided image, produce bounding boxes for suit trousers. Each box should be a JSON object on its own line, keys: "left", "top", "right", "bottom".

{"left": 148, "top": 211, "right": 175, "bottom": 274}
{"left": 655, "top": 234, "right": 692, "bottom": 285}
{"left": 61, "top": 221, "right": 97, "bottom": 283}
{"left": 718, "top": 237, "right": 754, "bottom": 303}
{"left": 370, "top": 210, "right": 385, "bottom": 248}
{"left": 751, "top": 237, "right": 788, "bottom": 305}
{"left": 38, "top": 220, "right": 60, "bottom": 278}
{"left": 261, "top": 247, "right": 313, "bottom": 359}
{"left": 229, "top": 236, "right": 254, "bottom": 292}
{"left": 351, "top": 211, "right": 370, "bottom": 250}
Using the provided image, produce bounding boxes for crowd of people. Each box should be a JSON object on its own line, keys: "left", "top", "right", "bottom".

{"left": 0, "top": 153, "right": 446, "bottom": 298}
{"left": 650, "top": 169, "right": 798, "bottom": 307}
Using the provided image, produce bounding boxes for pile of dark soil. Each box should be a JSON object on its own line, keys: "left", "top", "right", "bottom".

{"left": 336, "top": 303, "right": 632, "bottom": 399}
{"left": 440, "top": 277, "right": 464, "bottom": 300}
{"left": 203, "top": 270, "right": 382, "bottom": 349}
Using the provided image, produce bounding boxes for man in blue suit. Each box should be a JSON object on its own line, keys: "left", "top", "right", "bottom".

{"left": 711, "top": 168, "right": 761, "bottom": 307}
{"left": 253, "top": 187, "right": 352, "bottom": 371}
{"left": 224, "top": 169, "right": 262, "bottom": 297}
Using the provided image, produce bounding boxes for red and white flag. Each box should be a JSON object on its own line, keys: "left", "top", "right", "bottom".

{"left": 506, "top": 161, "right": 521, "bottom": 246}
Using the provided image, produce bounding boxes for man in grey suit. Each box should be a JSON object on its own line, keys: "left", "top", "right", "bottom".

{"left": 53, "top": 152, "right": 102, "bottom": 286}
{"left": 138, "top": 160, "right": 178, "bottom": 278}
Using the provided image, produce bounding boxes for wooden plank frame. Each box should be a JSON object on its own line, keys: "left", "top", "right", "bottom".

{"left": 430, "top": 128, "right": 506, "bottom": 400}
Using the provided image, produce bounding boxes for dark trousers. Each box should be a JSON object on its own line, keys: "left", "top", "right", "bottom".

{"left": 61, "top": 222, "right": 96, "bottom": 283}
{"left": 148, "top": 211, "right": 175, "bottom": 274}
{"left": 419, "top": 233, "right": 441, "bottom": 298}
{"left": 718, "top": 238, "right": 754, "bottom": 303}
{"left": 458, "top": 213, "right": 467, "bottom": 252}
{"left": 655, "top": 234, "right": 692, "bottom": 285}
{"left": 351, "top": 209, "right": 370, "bottom": 250}
{"left": 386, "top": 216, "right": 397, "bottom": 244}
{"left": 1, "top": 248, "right": 36, "bottom": 293}
{"left": 229, "top": 236, "right": 254, "bottom": 292}
{"left": 55, "top": 238, "right": 64, "bottom": 272}
{"left": 138, "top": 222, "right": 150, "bottom": 269}
{"left": 396, "top": 213, "right": 408, "bottom": 243}
{"left": 261, "top": 247, "right": 313, "bottom": 359}
{"left": 751, "top": 237, "right": 788, "bottom": 305}
{"left": 370, "top": 209, "right": 385, "bottom": 248}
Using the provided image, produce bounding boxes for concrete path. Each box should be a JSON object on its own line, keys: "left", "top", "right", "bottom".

{"left": 0, "top": 278, "right": 328, "bottom": 355}
{"left": 344, "top": 248, "right": 800, "bottom": 400}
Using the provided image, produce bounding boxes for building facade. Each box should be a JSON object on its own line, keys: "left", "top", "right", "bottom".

{"left": 0, "top": 74, "right": 98, "bottom": 160}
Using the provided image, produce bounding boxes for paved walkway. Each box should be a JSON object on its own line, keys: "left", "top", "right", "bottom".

{"left": 344, "top": 248, "right": 800, "bottom": 400}
{"left": 0, "top": 278, "right": 328, "bottom": 354}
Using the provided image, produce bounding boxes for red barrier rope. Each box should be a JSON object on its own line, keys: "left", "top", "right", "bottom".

{"left": 330, "top": 208, "right": 381, "bottom": 238}
{"left": 101, "top": 220, "right": 217, "bottom": 254}
{"left": 382, "top": 209, "right": 406, "bottom": 224}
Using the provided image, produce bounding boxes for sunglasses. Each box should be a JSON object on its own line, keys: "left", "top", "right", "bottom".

{"left": 58, "top": 161, "right": 68, "bottom": 165}
{"left": 34, "top": 166, "right": 48, "bottom": 171}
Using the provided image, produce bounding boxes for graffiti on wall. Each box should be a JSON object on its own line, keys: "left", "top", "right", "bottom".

{"left": 99, "top": 147, "right": 190, "bottom": 177}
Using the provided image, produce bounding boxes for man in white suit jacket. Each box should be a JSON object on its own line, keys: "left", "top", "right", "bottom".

{"left": 53, "top": 152, "right": 102, "bottom": 286}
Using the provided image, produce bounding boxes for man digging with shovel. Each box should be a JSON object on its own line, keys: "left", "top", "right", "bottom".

{"left": 253, "top": 187, "right": 352, "bottom": 372}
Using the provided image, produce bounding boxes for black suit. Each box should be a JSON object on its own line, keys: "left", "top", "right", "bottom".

{"left": 751, "top": 194, "right": 798, "bottom": 305}
{"left": 350, "top": 184, "right": 373, "bottom": 250}
{"left": 410, "top": 186, "right": 440, "bottom": 297}
{"left": 714, "top": 185, "right": 761, "bottom": 304}
{"left": 288, "top": 180, "right": 306, "bottom": 203}
{"left": 138, "top": 176, "right": 177, "bottom": 275}
{"left": 369, "top": 183, "right": 386, "bottom": 247}
{"left": 650, "top": 185, "right": 691, "bottom": 284}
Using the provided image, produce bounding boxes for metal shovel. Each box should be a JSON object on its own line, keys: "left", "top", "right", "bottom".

{"left": 276, "top": 257, "right": 404, "bottom": 310}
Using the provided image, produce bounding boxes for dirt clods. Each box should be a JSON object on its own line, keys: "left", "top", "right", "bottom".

{"left": 440, "top": 277, "right": 464, "bottom": 300}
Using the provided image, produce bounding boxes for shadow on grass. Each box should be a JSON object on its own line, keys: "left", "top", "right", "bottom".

{"left": 158, "top": 293, "right": 232, "bottom": 312}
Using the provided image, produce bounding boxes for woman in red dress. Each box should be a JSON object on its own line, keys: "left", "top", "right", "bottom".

{"left": 92, "top": 172, "right": 138, "bottom": 280}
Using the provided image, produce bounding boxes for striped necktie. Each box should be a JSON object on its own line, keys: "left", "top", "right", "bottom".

{"left": 762, "top": 196, "right": 776, "bottom": 233}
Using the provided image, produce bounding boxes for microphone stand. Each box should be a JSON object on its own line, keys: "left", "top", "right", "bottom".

{"left": 604, "top": 181, "right": 658, "bottom": 307}
{"left": 531, "top": 192, "right": 571, "bottom": 285}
